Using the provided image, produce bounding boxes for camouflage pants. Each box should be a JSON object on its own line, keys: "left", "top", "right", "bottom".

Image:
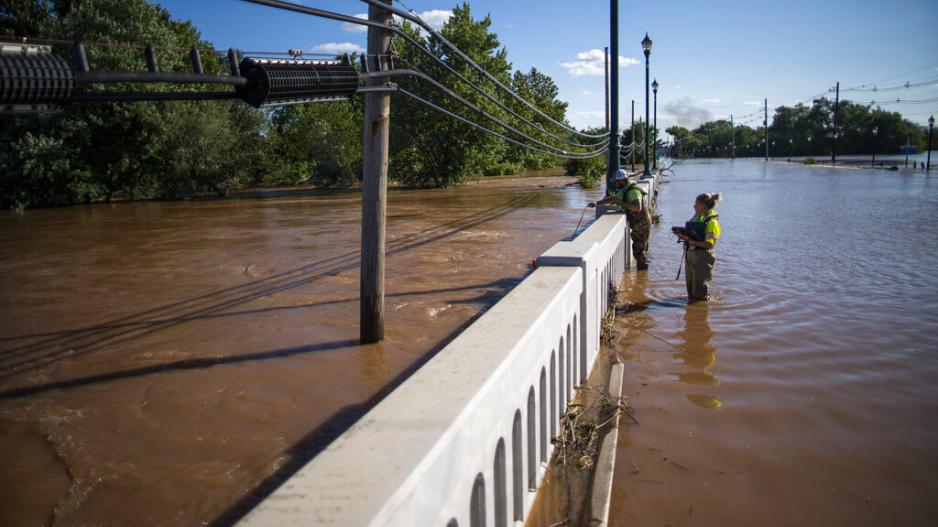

{"left": 627, "top": 211, "right": 650, "bottom": 267}
{"left": 685, "top": 247, "right": 715, "bottom": 301}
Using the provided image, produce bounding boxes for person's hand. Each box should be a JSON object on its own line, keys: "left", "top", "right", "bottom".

{"left": 587, "top": 202, "right": 596, "bottom": 208}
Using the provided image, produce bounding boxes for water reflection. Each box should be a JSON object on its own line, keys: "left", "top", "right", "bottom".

{"left": 673, "top": 303, "right": 723, "bottom": 408}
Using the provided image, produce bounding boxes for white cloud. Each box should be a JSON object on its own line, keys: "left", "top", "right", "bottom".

{"left": 561, "top": 48, "right": 639, "bottom": 77}
{"left": 743, "top": 100, "right": 761, "bottom": 106}
{"left": 575, "top": 110, "right": 605, "bottom": 117}
{"left": 582, "top": 90, "right": 592, "bottom": 95}
{"left": 701, "top": 98, "right": 721, "bottom": 104}
{"left": 416, "top": 9, "right": 452, "bottom": 31}
{"left": 341, "top": 13, "right": 368, "bottom": 33}
{"left": 673, "top": 84, "right": 682, "bottom": 89}
{"left": 311, "top": 42, "right": 365, "bottom": 55}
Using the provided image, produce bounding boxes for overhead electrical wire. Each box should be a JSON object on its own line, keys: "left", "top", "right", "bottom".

{"left": 397, "top": 88, "right": 607, "bottom": 159}
{"left": 360, "top": 69, "right": 607, "bottom": 157}
{"left": 360, "top": 0, "right": 607, "bottom": 139}
{"left": 241, "top": 0, "right": 606, "bottom": 148}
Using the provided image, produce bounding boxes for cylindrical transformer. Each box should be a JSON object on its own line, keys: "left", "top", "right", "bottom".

{"left": 0, "top": 44, "right": 75, "bottom": 112}
{"left": 236, "top": 56, "right": 359, "bottom": 107}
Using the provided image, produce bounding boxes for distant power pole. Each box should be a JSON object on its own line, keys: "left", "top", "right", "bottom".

{"left": 360, "top": 0, "right": 393, "bottom": 343}
{"left": 832, "top": 81, "right": 840, "bottom": 164}
{"left": 731, "top": 114, "right": 735, "bottom": 159}
{"left": 606, "top": 0, "right": 620, "bottom": 194}
{"left": 764, "top": 98, "right": 769, "bottom": 161}
{"left": 631, "top": 99, "right": 635, "bottom": 170}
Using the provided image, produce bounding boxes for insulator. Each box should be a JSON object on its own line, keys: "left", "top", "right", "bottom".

{"left": 236, "top": 56, "right": 359, "bottom": 107}
{"left": 0, "top": 43, "right": 75, "bottom": 113}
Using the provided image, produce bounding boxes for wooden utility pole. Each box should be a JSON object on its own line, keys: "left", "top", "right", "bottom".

{"left": 730, "top": 114, "right": 735, "bottom": 159}
{"left": 360, "top": 0, "right": 392, "bottom": 343}
{"left": 764, "top": 98, "right": 769, "bottom": 161}
{"left": 832, "top": 81, "right": 840, "bottom": 164}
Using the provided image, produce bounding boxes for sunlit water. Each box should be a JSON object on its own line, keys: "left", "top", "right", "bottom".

{"left": 609, "top": 159, "right": 938, "bottom": 526}
{"left": 0, "top": 174, "right": 603, "bottom": 526}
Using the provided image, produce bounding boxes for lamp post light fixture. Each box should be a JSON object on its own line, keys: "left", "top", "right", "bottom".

{"left": 928, "top": 115, "right": 934, "bottom": 172}
{"left": 872, "top": 125, "right": 878, "bottom": 167}
{"left": 652, "top": 78, "right": 659, "bottom": 170}
{"left": 789, "top": 138, "right": 794, "bottom": 162}
{"left": 641, "top": 33, "right": 652, "bottom": 177}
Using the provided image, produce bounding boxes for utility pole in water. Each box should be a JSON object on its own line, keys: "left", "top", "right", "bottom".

{"left": 731, "top": 114, "right": 735, "bottom": 159}
{"left": 360, "top": 0, "right": 392, "bottom": 343}
{"left": 764, "top": 98, "right": 769, "bottom": 161}
{"left": 832, "top": 81, "right": 840, "bottom": 164}
{"left": 606, "top": 0, "right": 620, "bottom": 194}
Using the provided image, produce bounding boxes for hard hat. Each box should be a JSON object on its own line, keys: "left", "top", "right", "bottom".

{"left": 614, "top": 169, "right": 628, "bottom": 181}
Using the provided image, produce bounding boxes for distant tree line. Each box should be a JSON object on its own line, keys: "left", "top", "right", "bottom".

{"left": 666, "top": 99, "right": 931, "bottom": 159}
{"left": 0, "top": 1, "right": 579, "bottom": 210}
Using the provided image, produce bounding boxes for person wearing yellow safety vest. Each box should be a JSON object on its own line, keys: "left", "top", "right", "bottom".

{"left": 590, "top": 169, "right": 651, "bottom": 269}
{"left": 675, "top": 193, "right": 722, "bottom": 302}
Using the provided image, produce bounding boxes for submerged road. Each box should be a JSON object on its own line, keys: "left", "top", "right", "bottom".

{"left": 609, "top": 159, "right": 938, "bottom": 526}
{"left": 0, "top": 173, "right": 603, "bottom": 526}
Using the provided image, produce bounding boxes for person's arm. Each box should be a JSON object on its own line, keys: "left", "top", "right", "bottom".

{"left": 675, "top": 232, "right": 715, "bottom": 248}
{"left": 591, "top": 195, "right": 626, "bottom": 207}
{"left": 626, "top": 197, "right": 642, "bottom": 213}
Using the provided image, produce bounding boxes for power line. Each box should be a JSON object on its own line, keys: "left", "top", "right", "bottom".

{"left": 242, "top": 0, "right": 606, "bottom": 143}
{"left": 361, "top": 0, "right": 607, "bottom": 139}
{"left": 363, "top": 69, "right": 606, "bottom": 157}
{"left": 397, "top": 87, "right": 607, "bottom": 159}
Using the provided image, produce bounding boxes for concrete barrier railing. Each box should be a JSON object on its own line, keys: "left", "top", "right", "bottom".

{"left": 538, "top": 214, "right": 627, "bottom": 381}
{"left": 238, "top": 208, "right": 632, "bottom": 527}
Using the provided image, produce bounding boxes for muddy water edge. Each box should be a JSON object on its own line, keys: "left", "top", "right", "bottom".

{"left": 0, "top": 174, "right": 603, "bottom": 526}
{"left": 609, "top": 159, "right": 938, "bottom": 526}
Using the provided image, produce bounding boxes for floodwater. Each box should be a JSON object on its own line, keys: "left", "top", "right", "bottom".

{"left": 609, "top": 159, "right": 938, "bottom": 526}
{"left": 0, "top": 174, "right": 601, "bottom": 526}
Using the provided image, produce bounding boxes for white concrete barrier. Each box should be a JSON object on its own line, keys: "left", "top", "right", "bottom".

{"left": 538, "top": 215, "right": 627, "bottom": 381}
{"left": 240, "top": 267, "right": 584, "bottom": 527}
{"left": 238, "top": 211, "right": 632, "bottom": 527}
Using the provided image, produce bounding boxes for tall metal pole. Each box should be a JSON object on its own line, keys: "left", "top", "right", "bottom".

{"left": 764, "top": 98, "right": 769, "bottom": 161}
{"left": 730, "top": 114, "right": 735, "bottom": 159}
{"left": 604, "top": 46, "right": 610, "bottom": 139}
{"left": 832, "top": 81, "right": 839, "bottom": 164}
{"left": 652, "top": 80, "right": 658, "bottom": 170}
{"left": 360, "top": 0, "right": 393, "bottom": 343}
{"left": 606, "top": 0, "right": 620, "bottom": 194}
{"left": 642, "top": 34, "right": 651, "bottom": 177}
{"left": 928, "top": 116, "right": 934, "bottom": 172}
{"left": 631, "top": 99, "right": 635, "bottom": 170}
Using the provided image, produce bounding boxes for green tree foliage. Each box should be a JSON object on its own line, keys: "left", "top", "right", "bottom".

{"left": 0, "top": 0, "right": 267, "bottom": 208}
{"left": 564, "top": 127, "right": 606, "bottom": 189}
{"left": 1, "top": 1, "right": 578, "bottom": 208}
{"left": 667, "top": 98, "right": 928, "bottom": 159}
{"left": 389, "top": 3, "right": 573, "bottom": 187}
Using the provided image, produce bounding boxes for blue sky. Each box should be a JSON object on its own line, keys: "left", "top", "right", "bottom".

{"left": 156, "top": 0, "right": 938, "bottom": 137}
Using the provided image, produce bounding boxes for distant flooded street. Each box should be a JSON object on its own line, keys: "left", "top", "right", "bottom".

{"left": 0, "top": 174, "right": 602, "bottom": 526}
{"left": 609, "top": 159, "right": 938, "bottom": 526}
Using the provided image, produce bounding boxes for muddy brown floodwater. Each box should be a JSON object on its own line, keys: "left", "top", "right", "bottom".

{"left": 609, "top": 159, "right": 938, "bottom": 526}
{"left": 0, "top": 174, "right": 603, "bottom": 526}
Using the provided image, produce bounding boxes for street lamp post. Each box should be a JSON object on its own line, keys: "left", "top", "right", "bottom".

{"left": 928, "top": 115, "right": 934, "bottom": 173}
{"left": 788, "top": 138, "right": 793, "bottom": 162}
{"left": 641, "top": 33, "right": 652, "bottom": 177}
{"left": 652, "top": 78, "right": 659, "bottom": 170}
{"left": 872, "top": 125, "right": 878, "bottom": 167}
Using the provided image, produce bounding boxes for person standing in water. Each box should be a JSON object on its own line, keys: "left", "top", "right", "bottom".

{"left": 675, "top": 193, "right": 722, "bottom": 302}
